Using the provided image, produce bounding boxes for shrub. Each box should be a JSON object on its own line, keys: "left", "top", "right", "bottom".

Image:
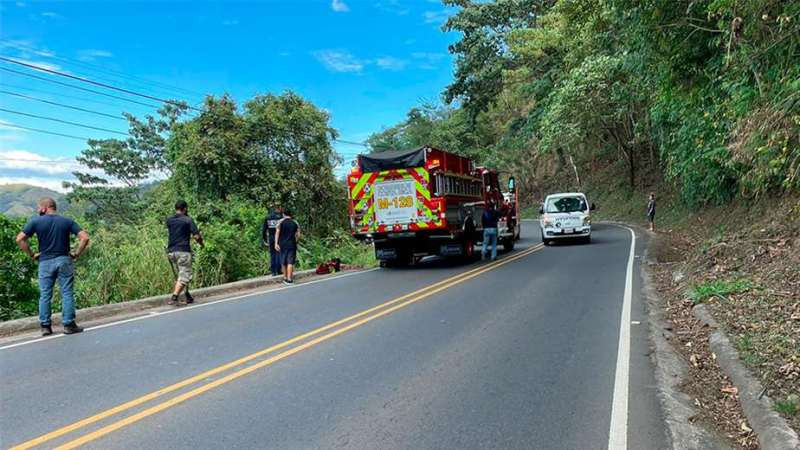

{"left": 0, "top": 214, "right": 38, "bottom": 321}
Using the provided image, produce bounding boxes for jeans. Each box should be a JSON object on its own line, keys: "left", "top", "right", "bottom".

{"left": 482, "top": 228, "right": 498, "bottom": 260}
{"left": 269, "top": 245, "right": 282, "bottom": 275}
{"left": 38, "top": 255, "right": 76, "bottom": 326}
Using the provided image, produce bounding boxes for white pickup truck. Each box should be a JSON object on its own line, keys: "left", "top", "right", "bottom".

{"left": 539, "top": 192, "right": 595, "bottom": 245}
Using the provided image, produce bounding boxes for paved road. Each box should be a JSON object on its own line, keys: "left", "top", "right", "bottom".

{"left": 0, "top": 222, "right": 668, "bottom": 449}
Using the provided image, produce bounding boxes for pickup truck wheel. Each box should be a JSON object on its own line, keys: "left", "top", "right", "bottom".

{"left": 540, "top": 230, "right": 550, "bottom": 246}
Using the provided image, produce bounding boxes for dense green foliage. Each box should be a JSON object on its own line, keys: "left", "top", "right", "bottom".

{"left": 371, "top": 0, "right": 800, "bottom": 206}
{"left": 0, "top": 215, "right": 38, "bottom": 320}
{"left": 1, "top": 91, "right": 373, "bottom": 321}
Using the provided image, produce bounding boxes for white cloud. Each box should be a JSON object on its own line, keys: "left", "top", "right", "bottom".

{"left": 0, "top": 177, "right": 69, "bottom": 193}
{"left": 375, "top": 1, "right": 408, "bottom": 15}
{"left": 412, "top": 52, "right": 445, "bottom": 61}
{"left": 40, "top": 11, "right": 62, "bottom": 18}
{"left": 222, "top": 19, "right": 239, "bottom": 26}
{"left": 331, "top": 0, "right": 349, "bottom": 12}
{"left": 77, "top": 49, "right": 113, "bottom": 62}
{"left": 423, "top": 10, "right": 450, "bottom": 25}
{"left": 0, "top": 150, "right": 82, "bottom": 175}
{"left": 12, "top": 58, "right": 62, "bottom": 71}
{"left": 412, "top": 52, "right": 447, "bottom": 70}
{"left": 376, "top": 56, "right": 407, "bottom": 71}
{"left": 313, "top": 50, "right": 364, "bottom": 73}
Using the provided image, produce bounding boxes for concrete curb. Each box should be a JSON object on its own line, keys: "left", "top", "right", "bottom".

{"left": 639, "top": 228, "right": 729, "bottom": 449}
{"left": 0, "top": 266, "right": 362, "bottom": 337}
{"left": 693, "top": 304, "right": 800, "bottom": 450}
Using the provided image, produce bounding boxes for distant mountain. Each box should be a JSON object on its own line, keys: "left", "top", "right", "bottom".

{"left": 0, "top": 184, "right": 69, "bottom": 217}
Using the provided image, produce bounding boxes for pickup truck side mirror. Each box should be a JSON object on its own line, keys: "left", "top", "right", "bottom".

{"left": 591, "top": 203, "right": 596, "bottom": 211}
{"left": 507, "top": 176, "right": 516, "bottom": 193}
{"left": 538, "top": 206, "right": 544, "bottom": 215}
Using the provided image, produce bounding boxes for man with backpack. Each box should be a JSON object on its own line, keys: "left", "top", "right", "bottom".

{"left": 274, "top": 209, "right": 300, "bottom": 285}
{"left": 261, "top": 207, "right": 283, "bottom": 277}
{"left": 166, "top": 200, "right": 204, "bottom": 305}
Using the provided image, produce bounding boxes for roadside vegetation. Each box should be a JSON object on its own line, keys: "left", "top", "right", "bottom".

{"left": 0, "top": 92, "right": 374, "bottom": 322}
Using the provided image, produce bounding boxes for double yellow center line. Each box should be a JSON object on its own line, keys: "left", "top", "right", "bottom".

{"left": 13, "top": 243, "right": 543, "bottom": 450}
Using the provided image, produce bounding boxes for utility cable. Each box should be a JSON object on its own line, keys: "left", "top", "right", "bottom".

{"left": 0, "top": 56, "right": 197, "bottom": 111}
{"left": 0, "top": 90, "right": 127, "bottom": 120}
{"left": 0, "top": 108, "right": 129, "bottom": 136}
{"left": 0, "top": 67, "right": 163, "bottom": 109}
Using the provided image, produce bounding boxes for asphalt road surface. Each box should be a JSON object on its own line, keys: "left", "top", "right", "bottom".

{"left": 0, "top": 222, "right": 669, "bottom": 449}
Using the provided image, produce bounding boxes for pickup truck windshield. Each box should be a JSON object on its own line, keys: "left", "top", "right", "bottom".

{"left": 546, "top": 196, "right": 586, "bottom": 213}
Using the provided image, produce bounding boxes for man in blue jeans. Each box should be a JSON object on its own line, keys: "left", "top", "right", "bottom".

{"left": 16, "top": 197, "right": 90, "bottom": 336}
{"left": 481, "top": 200, "right": 500, "bottom": 261}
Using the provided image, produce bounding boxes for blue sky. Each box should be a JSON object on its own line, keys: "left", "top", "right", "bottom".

{"left": 0, "top": 0, "right": 458, "bottom": 191}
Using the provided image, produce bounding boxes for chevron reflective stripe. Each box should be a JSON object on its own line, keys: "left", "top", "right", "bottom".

{"left": 350, "top": 173, "right": 370, "bottom": 200}
{"left": 351, "top": 167, "right": 443, "bottom": 232}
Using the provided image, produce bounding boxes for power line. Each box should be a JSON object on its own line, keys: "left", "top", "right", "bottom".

{"left": 0, "top": 56, "right": 376, "bottom": 147}
{"left": 0, "top": 39, "right": 206, "bottom": 99}
{"left": 0, "top": 123, "right": 90, "bottom": 140}
{"left": 0, "top": 82, "right": 155, "bottom": 112}
{"left": 0, "top": 58, "right": 379, "bottom": 149}
{"left": 0, "top": 56, "right": 199, "bottom": 111}
{"left": 0, "top": 67, "right": 163, "bottom": 109}
{"left": 0, "top": 90, "right": 127, "bottom": 121}
{"left": 0, "top": 108, "right": 129, "bottom": 136}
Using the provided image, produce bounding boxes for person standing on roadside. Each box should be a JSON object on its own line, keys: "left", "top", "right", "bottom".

{"left": 166, "top": 200, "right": 204, "bottom": 305}
{"left": 647, "top": 192, "right": 656, "bottom": 232}
{"left": 274, "top": 208, "right": 300, "bottom": 285}
{"left": 481, "top": 200, "right": 500, "bottom": 261}
{"left": 16, "top": 197, "right": 90, "bottom": 336}
{"left": 261, "top": 206, "right": 283, "bottom": 277}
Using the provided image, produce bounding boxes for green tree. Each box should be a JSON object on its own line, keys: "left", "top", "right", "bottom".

{"left": 0, "top": 214, "right": 38, "bottom": 321}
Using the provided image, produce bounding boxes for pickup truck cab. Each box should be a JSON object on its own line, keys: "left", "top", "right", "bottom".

{"left": 539, "top": 192, "right": 595, "bottom": 245}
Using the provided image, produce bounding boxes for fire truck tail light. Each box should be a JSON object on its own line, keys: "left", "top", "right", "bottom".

{"left": 439, "top": 212, "right": 446, "bottom": 219}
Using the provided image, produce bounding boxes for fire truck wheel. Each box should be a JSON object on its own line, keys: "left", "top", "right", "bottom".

{"left": 462, "top": 239, "right": 479, "bottom": 262}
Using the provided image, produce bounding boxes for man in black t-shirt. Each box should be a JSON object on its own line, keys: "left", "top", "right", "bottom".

{"left": 166, "top": 200, "right": 204, "bottom": 305}
{"left": 274, "top": 209, "right": 300, "bottom": 285}
{"left": 261, "top": 207, "right": 283, "bottom": 276}
{"left": 16, "top": 197, "right": 90, "bottom": 336}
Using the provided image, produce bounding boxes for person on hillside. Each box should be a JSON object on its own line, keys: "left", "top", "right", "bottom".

{"left": 481, "top": 200, "right": 500, "bottom": 261}
{"left": 274, "top": 209, "right": 300, "bottom": 285}
{"left": 261, "top": 206, "right": 283, "bottom": 277}
{"left": 166, "top": 200, "right": 204, "bottom": 305}
{"left": 16, "top": 197, "right": 90, "bottom": 336}
{"left": 647, "top": 192, "right": 656, "bottom": 232}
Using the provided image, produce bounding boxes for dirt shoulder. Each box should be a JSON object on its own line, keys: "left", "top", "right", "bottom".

{"left": 624, "top": 193, "right": 800, "bottom": 449}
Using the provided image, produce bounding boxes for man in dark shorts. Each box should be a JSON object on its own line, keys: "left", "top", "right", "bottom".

{"left": 166, "top": 200, "right": 204, "bottom": 305}
{"left": 647, "top": 192, "right": 656, "bottom": 232}
{"left": 261, "top": 207, "right": 283, "bottom": 276}
{"left": 274, "top": 209, "right": 300, "bottom": 285}
{"left": 16, "top": 197, "right": 90, "bottom": 336}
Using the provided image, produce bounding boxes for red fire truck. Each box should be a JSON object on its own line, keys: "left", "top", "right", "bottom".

{"left": 347, "top": 146, "right": 520, "bottom": 266}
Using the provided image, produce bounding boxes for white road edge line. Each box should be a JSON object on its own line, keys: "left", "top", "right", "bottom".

{"left": 0, "top": 268, "right": 380, "bottom": 351}
{"left": 608, "top": 226, "right": 635, "bottom": 449}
